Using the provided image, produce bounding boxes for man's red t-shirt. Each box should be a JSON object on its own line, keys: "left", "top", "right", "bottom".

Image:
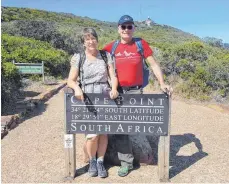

{"left": 103, "top": 39, "right": 153, "bottom": 87}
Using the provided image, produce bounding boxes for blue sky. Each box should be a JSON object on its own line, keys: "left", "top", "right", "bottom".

{"left": 2, "top": 0, "right": 229, "bottom": 42}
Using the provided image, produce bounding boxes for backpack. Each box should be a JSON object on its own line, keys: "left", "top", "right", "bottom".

{"left": 110, "top": 38, "right": 149, "bottom": 88}
{"left": 78, "top": 50, "right": 108, "bottom": 87}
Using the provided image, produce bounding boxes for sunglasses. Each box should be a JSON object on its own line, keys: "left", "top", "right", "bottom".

{"left": 121, "top": 25, "right": 133, "bottom": 30}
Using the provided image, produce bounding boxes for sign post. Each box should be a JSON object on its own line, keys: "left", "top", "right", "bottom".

{"left": 158, "top": 95, "right": 171, "bottom": 182}
{"left": 64, "top": 87, "right": 171, "bottom": 182}
{"left": 13, "top": 60, "right": 45, "bottom": 83}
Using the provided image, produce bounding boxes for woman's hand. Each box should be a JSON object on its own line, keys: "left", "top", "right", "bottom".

{"left": 109, "top": 89, "right": 119, "bottom": 99}
{"left": 74, "top": 87, "right": 84, "bottom": 101}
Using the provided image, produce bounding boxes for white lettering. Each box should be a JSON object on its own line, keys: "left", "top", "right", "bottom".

{"left": 148, "top": 126, "right": 155, "bottom": 133}
{"left": 116, "top": 124, "right": 124, "bottom": 132}
{"left": 97, "top": 125, "right": 103, "bottom": 131}
{"left": 104, "top": 115, "right": 122, "bottom": 121}
{"left": 128, "top": 125, "right": 133, "bottom": 132}
{"left": 105, "top": 108, "right": 127, "bottom": 114}
{"left": 71, "top": 123, "right": 77, "bottom": 131}
{"left": 89, "top": 125, "right": 95, "bottom": 131}
{"left": 84, "top": 98, "right": 90, "bottom": 104}
{"left": 135, "top": 126, "right": 140, "bottom": 132}
{"left": 129, "top": 98, "right": 136, "bottom": 105}
{"left": 159, "top": 98, "right": 164, "bottom": 106}
{"left": 104, "top": 115, "right": 109, "bottom": 120}
{"left": 143, "top": 125, "right": 146, "bottom": 132}
{"left": 148, "top": 98, "right": 154, "bottom": 105}
{"left": 116, "top": 96, "right": 124, "bottom": 105}
{"left": 160, "top": 116, "right": 164, "bottom": 121}
{"left": 104, "top": 98, "right": 109, "bottom": 104}
{"left": 157, "top": 127, "right": 163, "bottom": 134}
{"left": 80, "top": 125, "right": 86, "bottom": 131}
{"left": 70, "top": 96, "right": 78, "bottom": 104}
{"left": 94, "top": 97, "right": 99, "bottom": 104}
{"left": 104, "top": 125, "right": 111, "bottom": 132}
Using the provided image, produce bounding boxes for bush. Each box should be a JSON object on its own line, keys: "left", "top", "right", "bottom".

{"left": 206, "top": 56, "right": 229, "bottom": 97}
{"left": 177, "top": 79, "right": 211, "bottom": 101}
{"left": 2, "top": 33, "right": 70, "bottom": 77}
{"left": 1, "top": 62, "right": 22, "bottom": 115}
{"left": 1, "top": 20, "right": 81, "bottom": 54}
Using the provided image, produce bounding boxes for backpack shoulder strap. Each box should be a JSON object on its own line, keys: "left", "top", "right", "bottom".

{"left": 133, "top": 37, "right": 144, "bottom": 57}
{"left": 78, "top": 54, "right": 82, "bottom": 71}
{"left": 134, "top": 37, "right": 149, "bottom": 68}
{"left": 109, "top": 41, "right": 120, "bottom": 75}
{"left": 78, "top": 51, "right": 86, "bottom": 86}
{"left": 111, "top": 40, "right": 120, "bottom": 57}
{"left": 99, "top": 50, "right": 110, "bottom": 76}
{"left": 99, "top": 50, "right": 108, "bottom": 64}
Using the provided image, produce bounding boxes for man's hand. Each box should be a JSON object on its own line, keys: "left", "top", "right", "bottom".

{"left": 160, "top": 84, "right": 173, "bottom": 96}
{"left": 109, "top": 89, "right": 119, "bottom": 99}
{"left": 74, "top": 88, "right": 84, "bottom": 101}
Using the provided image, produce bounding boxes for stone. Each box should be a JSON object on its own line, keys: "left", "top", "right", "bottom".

{"left": 105, "top": 135, "right": 156, "bottom": 165}
{"left": 1, "top": 116, "right": 13, "bottom": 126}
{"left": 9, "top": 121, "right": 18, "bottom": 130}
{"left": 1, "top": 129, "right": 8, "bottom": 139}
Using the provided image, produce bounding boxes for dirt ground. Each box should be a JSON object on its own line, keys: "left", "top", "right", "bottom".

{"left": 1, "top": 85, "right": 229, "bottom": 183}
{"left": 2, "top": 78, "right": 65, "bottom": 116}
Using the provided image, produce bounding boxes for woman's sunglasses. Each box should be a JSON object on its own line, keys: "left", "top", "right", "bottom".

{"left": 121, "top": 25, "right": 133, "bottom": 30}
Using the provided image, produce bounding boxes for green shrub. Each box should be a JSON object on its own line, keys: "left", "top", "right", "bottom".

{"left": 206, "top": 56, "right": 229, "bottom": 97}
{"left": 1, "top": 62, "right": 22, "bottom": 115}
{"left": 177, "top": 79, "right": 211, "bottom": 101}
{"left": 1, "top": 34, "right": 70, "bottom": 77}
{"left": 2, "top": 6, "right": 229, "bottom": 103}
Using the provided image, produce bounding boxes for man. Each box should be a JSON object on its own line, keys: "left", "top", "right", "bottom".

{"left": 103, "top": 15, "right": 173, "bottom": 177}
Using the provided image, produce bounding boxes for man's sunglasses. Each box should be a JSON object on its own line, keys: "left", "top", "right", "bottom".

{"left": 121, "top": 25, "right": 133, "bottom": 30}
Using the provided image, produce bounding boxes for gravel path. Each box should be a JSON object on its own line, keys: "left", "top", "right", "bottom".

{"left": 2, "top": 89, "right": 229, "bottom": 183}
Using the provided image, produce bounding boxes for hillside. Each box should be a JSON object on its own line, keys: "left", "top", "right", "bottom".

{"left": 1, "top": 6, "right": 229, "bottom": 115}
{"left": 1, "top": 6, "right": 201, "bottom": 46}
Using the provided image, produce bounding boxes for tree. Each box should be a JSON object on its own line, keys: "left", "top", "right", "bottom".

{"left": 203, "top": 37, "right": 223, "bottom": 48}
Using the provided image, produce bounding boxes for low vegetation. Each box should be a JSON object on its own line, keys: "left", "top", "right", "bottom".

{"left": 1, "top": 6, "right": 229, "bottom": 115}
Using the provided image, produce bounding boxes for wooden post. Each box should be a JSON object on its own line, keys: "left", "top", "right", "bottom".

{"left": 64, "top": 134, "right": 76, "bottom": 180}
{"left": 158, "top": 95, "right": 171, "bottom": 182}
{"left": 64, "top": 90, "right": 76, "bottom": 180}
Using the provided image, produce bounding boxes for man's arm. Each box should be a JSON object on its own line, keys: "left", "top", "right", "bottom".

{"left": 146, "top": 56, "right": 173, "bottom": 95}
{"left": 108, "top": 63, "right": 119, "bottom": 99}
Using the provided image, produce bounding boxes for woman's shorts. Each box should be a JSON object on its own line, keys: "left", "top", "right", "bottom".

{"left": 86, "top": 134, "right": 98, "bottom": 139}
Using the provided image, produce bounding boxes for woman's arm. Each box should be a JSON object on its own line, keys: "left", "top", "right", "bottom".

{"left": 67, "top": 67, "right": 84, "bottom": 101}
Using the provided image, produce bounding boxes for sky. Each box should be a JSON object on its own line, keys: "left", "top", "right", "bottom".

{"left": 2, "top": 0, "right": 229, "bottom": 42}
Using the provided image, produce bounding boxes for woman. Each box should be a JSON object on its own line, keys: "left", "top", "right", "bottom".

{"left": 67, "top": 28, "right": 119, "bottom": 178}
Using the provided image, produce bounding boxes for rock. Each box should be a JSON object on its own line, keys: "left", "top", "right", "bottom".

{"left": 1, "top": 116, "right": 12, "bottom": 139}
{"left": 1, "top": 116, "right": 13, "bottom": 127}
{"left": 130, "top": 135, "right": 153, "bottom": 164}
{"left": 105, "top": 135, "right": 157, "bottom": 165}
{"left": 1, "top": 128, "right": 8, "bottom": 139}
{"left": 9, "top": 121, "right": 18, "bottom": 130}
